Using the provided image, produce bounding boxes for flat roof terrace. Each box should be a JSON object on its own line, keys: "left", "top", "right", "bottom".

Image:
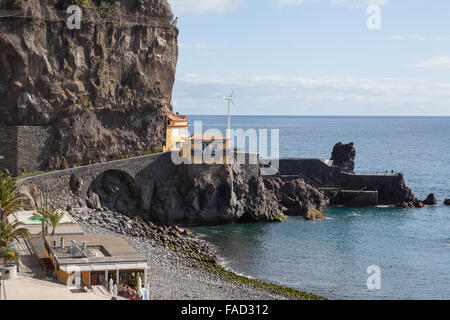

{"left": 45, "top": 234, "right": 147, "bottom": 267}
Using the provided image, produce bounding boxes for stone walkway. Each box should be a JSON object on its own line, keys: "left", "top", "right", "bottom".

{"left": 0, "top": 277, "right": 116, "bottom": 300}
{"left": 16, "top": 238, "right": 43, "bottom": 278}
{"left": 1, "top": 217, "right": 124, "bottom": 300}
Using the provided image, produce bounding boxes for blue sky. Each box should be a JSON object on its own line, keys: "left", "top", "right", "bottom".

{"left": 167, "top": 0, "right": 450, "bottom": 116}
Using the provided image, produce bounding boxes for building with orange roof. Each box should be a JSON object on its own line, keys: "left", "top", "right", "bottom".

{"left": 181, "top": 132, "right": 231, "bottom": 164}
{"left": 187, "top": 133, "right": 229, "bottom": 141}
{"left": 164, "top": 113, "right": 189, "bottom": 151}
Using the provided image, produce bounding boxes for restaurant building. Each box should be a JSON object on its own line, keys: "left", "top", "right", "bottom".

{"left": 43, "top": 234, "right": 148, "bottom": 289}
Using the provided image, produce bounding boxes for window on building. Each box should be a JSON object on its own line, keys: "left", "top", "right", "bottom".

{"left": 118, "top": 270, "right": 145, "bottom": 288}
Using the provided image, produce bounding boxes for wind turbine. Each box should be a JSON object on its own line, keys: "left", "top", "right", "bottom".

{"left": 223, "top": 90, "right": 234, "bottom": 142}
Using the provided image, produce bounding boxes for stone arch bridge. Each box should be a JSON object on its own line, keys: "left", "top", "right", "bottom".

{"left": 16, "top": 152, "right": 413, "bottom": 225}
{"left": 16, "top": 151, "right": 263, "bottom": 224}
{"left": 17, "top": 152, "right": 178, "bottom": 216}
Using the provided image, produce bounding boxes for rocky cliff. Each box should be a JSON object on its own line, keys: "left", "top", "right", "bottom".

{"left": 264, "top": 177, "right": 329, "bottom": 220}
{"left": 82, "top": 160, "right": 331, "bottom": 225}
{"left": 0, "top": 0, "right": 178, "bottom": 169}
{"left": 150, "top": 164, "right": 287, "bottom": 226}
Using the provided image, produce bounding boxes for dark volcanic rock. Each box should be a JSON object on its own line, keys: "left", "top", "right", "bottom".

{"left": 149, "top": 164, "right": 286, "bottom": 226}
{"left": 444, "top": 199, "right": 450, "bottom": 206}
{"left": 0, "top": 0, "right": 178, "bottom": 169}
{"left": 69, "top": 175, "right": 83, "bottom": 193}
{"left": 241, "top": 175, "right": 287, "bottom": 223}
{"left": 80, "top": 161, "right": 327, "bottom": 225}
{"left": 330, "top": 142, "right": 356, "bottom": 173}
{"left": 88, "top": 170, "right": 139, "bottom": 215}
{"left": 264, "top": 177, "right": 329, "bottom": 220}
{"left": 305, "top": 210, "right": 327, "bottom": 221}
{"left": 413, "top": 200, "right": 425, "bottom": 208}
{"left": 378, "top": 173, "right": 416, "bottom": 205}
{"left": 395, "top": 202, "right": 410, "bottom": 209}
{"left": 423, "top": 194, "right": 437, "bottom": 205}
{"left": 395, "top": 199, "right": 425, "bottom": 209}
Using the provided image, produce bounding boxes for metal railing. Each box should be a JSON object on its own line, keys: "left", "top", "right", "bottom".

{"left": 23, "top": 238, "right": 46, "bottom": 273}
{"left": 353, "top": 170, "right": 401, "bottom": 176}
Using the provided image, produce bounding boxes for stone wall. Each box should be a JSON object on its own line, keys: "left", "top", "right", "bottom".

{"left": 17, "top": 152, "right": 265, "bottom": 225}
{"left": 17, "top": 152, "right": 176, "bottom": 210}
{"left": 0, "top": 126, "right": 18, "bottom": 175}
{"left": 276, "top": 158, "right": 344, "bottom": 187}
{"left": 271, "top": 158, "right": 414, "bottom": 205}
{"left": 0, "top": 126, "right": 52, "bottom": 175}
{"left": 341, "top": 190, "right": 378, "bottom": 207}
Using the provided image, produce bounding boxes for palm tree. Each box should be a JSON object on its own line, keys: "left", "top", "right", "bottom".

{"left": 47, "top": 210, "right": 65, "bottom": 236}
{"left": 0, "top": 221, "right": 31, "bottom": 247}
{"left": 33, "top": 206, "right": 51, "bottom": 236}
{"left": 0, "top": 170, "right": 30, "bottom": 223}
{"left": 34, "top": 206, "right": 64, "bottom": 236}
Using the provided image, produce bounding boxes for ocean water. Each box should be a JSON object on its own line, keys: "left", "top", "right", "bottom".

{"left": 188, "top": 115, "right": 450, "bottom": 300}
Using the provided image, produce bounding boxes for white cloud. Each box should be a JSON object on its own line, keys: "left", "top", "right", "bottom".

{"left": 179, "top": 42, "right": 208, "bottom": 50}
{"left": 195, "top": 43, "right": 208, "bottom": 49}
{"left": 332, "top": 0, "right": 389, "bottom": 7}
{"left": 389, "top": 34, "right": 425, "bottom": 41}
{"left": 389, "top": 35, "right": 450, "bottom": 42}
{"left": 168, "top": 0, "right": 389, "bottom": 14}
{"left": 275, "top": 0, "right": 389, "bottom": 8}
{"left": 173, "top": 74, "right": 450, "bottom": 115}
{"left": 168, "top": 0, "right": 243, "bottom": 14}
{"left": 410, "top": 57, "right": 450, "bottom": 70}
{"left": 277, "top": 0, "right": 315, "bottom": 7}
{"left": 434, "top": 35, "right": 450, "bottom": 41}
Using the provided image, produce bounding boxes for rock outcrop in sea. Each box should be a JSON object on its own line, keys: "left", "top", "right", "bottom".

{"left": 423, "top": 193, "right": 437, "bottom": 205}
{"left": 381, "top": 173, "right": 417, "bottom": 206}
{"left": 0, "top": 0, "right": 178, "bottom": 169}
{"left": 444, "top": 199, "right": 450, "bottom": 206}
{"left": 396, "top": 193, "right": 439, "bottom": 208}
{"left": 330, "top": 142, "right": 356, "bottom": 173}
{"left": 264, "top": 177, "right": 328, "bottom": 220}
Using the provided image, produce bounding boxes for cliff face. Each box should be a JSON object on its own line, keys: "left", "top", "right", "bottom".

{"left": 150, "top": 164, "right": 287, "bottom": 226}
{"left": 0, "top": 0, "right": 178, "bottom": 169}
{"left": 264, "top": 177, "right": 329, "bottom": 220}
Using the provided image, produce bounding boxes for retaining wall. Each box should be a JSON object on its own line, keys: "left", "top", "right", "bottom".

{"left": 0, "top": 126, "right": 52, "bottom": 176}
{"left": 17, "top": 151, "right": 261, "bottom": 212}
{"left": 17, "top": 152, "right": 177, "bottom": 210}
{"left": 264, "top": 158, "right": 404, "bottom": 205}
